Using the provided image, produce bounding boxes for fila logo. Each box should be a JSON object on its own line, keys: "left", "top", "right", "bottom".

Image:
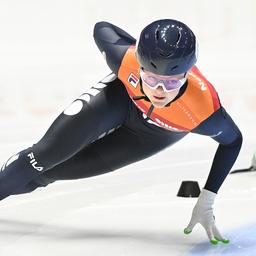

{"left": 128, "top": 73, "right": 139, "bottom": 88}
{"left": 27, "top": 152, "right": 44, "bottom": 172}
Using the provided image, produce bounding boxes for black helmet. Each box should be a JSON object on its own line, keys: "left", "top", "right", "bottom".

{"left": 136, "top": 19, "right": 197, "bottom": 76}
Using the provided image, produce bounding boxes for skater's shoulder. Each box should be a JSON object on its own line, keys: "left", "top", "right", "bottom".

{"left": 93, "top": 21, "right": 136, "bottom": 75}
{"left": 188, "top": 66, "right": 216, "bottom": 90}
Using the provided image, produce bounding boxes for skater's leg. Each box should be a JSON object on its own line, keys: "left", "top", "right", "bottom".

{"left": 0, "top": 75, "right": 129, "bottom": 199}
{"left": 16, "top": 104, "right": 188, "bottom": 193}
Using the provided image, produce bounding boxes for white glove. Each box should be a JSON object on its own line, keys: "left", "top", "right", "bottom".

{"left": 184, "top": 188, "right": 229, "bottom": 245}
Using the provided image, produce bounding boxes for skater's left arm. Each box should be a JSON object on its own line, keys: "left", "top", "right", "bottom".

{"left": 184, "top": 106, "right": 242, "bottom": 244}
{"left": 192, "top": 106, "right": 242, "bottom": 193}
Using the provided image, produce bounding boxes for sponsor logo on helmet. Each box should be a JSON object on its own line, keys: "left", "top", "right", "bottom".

{"left": 128, "top": 73, "right": 139, "bottom": 88}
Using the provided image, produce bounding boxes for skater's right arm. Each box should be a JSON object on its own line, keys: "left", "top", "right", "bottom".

{"left": 93, "top": 21, "right": 136, "bottom": 75}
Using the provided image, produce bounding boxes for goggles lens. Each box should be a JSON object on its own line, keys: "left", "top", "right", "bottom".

{"left": 140, "top": 70, "right": 186, "bottom": 92}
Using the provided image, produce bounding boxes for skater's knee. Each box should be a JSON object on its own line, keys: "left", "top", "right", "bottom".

{"left": 32, "top": 174, "right": 55, "bottom": 187}
{"left": 13, "top": 175, "right": 55, "bottom": 195}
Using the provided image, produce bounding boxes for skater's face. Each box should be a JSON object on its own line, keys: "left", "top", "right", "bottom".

{"left": 141, "top": 70, "right": 187, "bottom": 108}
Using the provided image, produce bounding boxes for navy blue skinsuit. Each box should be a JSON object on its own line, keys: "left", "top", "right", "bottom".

{"left": 0, "top": 21, "right": 242, "bottom": 200}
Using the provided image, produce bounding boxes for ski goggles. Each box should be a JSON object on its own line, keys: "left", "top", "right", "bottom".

{"left": 140, "top": 70, "right": 187, "bottom": 92}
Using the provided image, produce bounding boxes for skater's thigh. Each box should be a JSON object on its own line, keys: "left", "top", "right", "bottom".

{"left": 32, "top": 74, "right": 130, "bottom": 169}
{"left": 35, "top": 125, "right": 174, "bottom": 183}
